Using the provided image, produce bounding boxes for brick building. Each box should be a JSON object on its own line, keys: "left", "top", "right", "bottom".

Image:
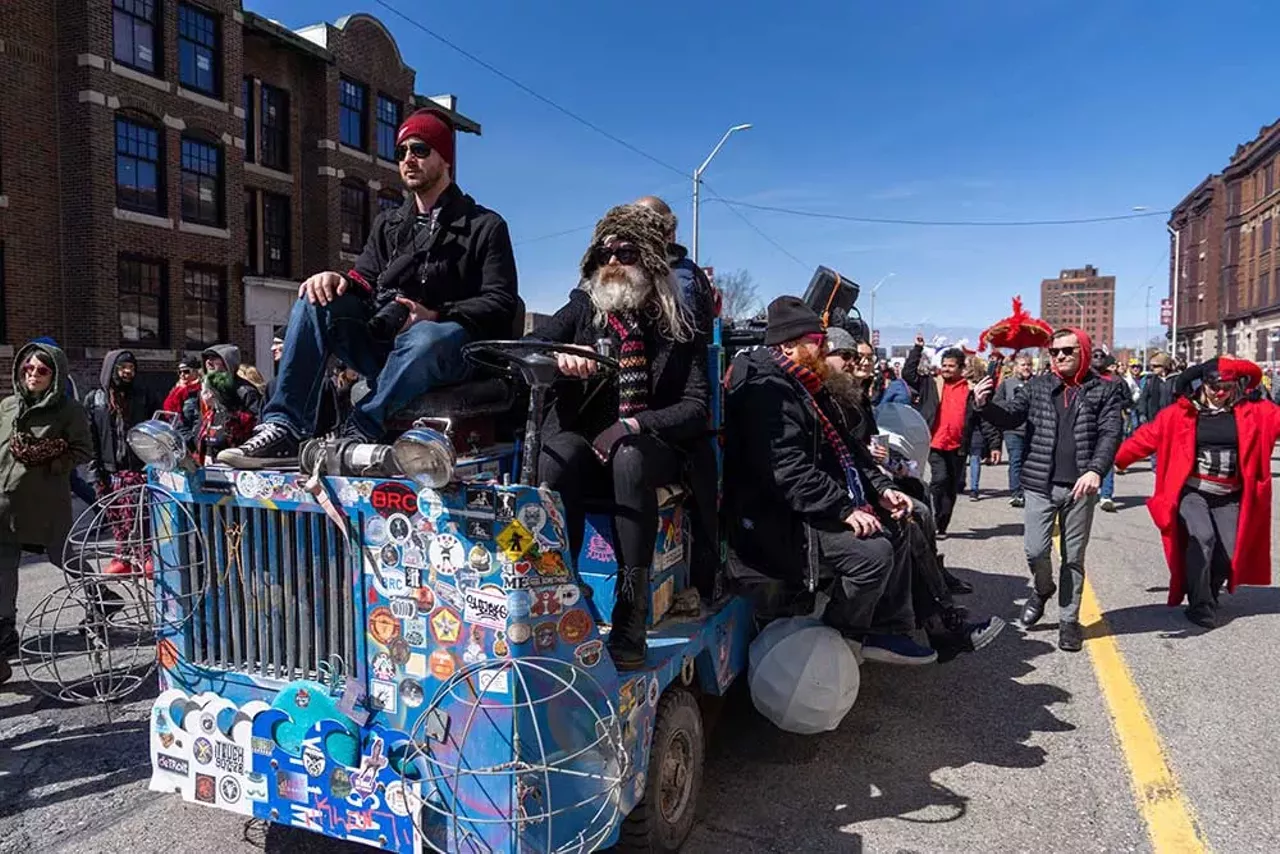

{"left": 1168, "top": 119, "right": 1280, "bottom": 365}
{"left": 1038, "top": 265, "right": 1116, "bottom": 352}
{"left": 0, "top": 1, "right": 479, "bottom": 394}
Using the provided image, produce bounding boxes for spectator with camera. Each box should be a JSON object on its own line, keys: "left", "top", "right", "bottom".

{"left": 220, "top": 110, "right": 518, "bottom": 469}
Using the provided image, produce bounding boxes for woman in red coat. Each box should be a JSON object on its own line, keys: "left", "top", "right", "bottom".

{"left": 1114, "top": 356, "right": 1280, "bottom": 628}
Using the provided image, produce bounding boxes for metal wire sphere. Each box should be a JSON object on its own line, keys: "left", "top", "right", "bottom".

{"left": 17, "top": 483, "right": 208, "bottom": 704}
{"left": 401, "top": 656, "right": 628, "bottom": 854}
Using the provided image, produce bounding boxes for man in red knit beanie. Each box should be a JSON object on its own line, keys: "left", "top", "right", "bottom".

{"left": 220, "top": 109, "right": 518, "bottom": 468}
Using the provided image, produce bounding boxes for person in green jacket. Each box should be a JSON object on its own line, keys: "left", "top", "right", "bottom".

{"left": 0, "top": 341, "right": 93, "bottom": 682}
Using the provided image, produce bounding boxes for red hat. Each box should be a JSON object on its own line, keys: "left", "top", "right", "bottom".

{"left": 395, "top": 109, "right": 455, "bottom": 166}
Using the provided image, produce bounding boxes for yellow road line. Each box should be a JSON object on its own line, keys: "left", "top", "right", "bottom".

{"left": 1080, "top": 580, "right": 1210, "bottom": 853}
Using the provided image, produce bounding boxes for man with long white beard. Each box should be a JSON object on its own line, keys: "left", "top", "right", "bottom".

{"left": 531, "top": 204, "right": 709, "bottom": 670}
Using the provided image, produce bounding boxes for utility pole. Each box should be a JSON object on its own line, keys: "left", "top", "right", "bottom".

{"left": 691, "top": 123, "right": 752, "bottom": 265}
{"left": 869, "top": 272, "right": 895, "bottom": 349}
{"left": 1143, "top": 285, "right": 1151, "bottom": 370}
{"left": 1168, "top": 225, "right": 1181, "bottom": 361}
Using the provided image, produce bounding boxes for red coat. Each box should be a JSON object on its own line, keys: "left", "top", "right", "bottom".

{"left": 1115, "top": 397, "right": 1280, "bottom": 605}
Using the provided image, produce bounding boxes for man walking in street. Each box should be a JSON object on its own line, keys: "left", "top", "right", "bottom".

{"left": 997, "top": 354, "right": 1033, "bottom": 508}
{"left": 903, "top": 337, "right": 1001, "bottom": 537}
{"left": 1139, "top": 352, "right": 1175, "bottom": 423}
{"left": 973, "top": 327, "right": 1124, "bottom": 652}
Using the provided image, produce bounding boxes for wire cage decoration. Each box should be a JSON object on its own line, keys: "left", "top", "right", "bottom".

{"left": 399, "top": 656, "right": 629, "bottom": 854}
{"left": 19, "top": 483, "right": 209, "bottom": 705}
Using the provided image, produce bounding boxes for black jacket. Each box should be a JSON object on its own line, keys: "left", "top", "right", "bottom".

{"left": 902, "top": 343, "right": 938, "bottom": 425}
{"left": 725, "top": 348, "right": 894, "bottom": 587}
{"left": 530, "top": 289, "right": 709, "bottom": 446}
{"left": 84, "top": 350, "right": 159, "bottom": 478}
{"left": 1138, "top": 373, "right": 1174, "bottom": 423}
{"left": 977, "top": 370, "right": 1125, "bottom": 496}
{"left": 347, "top": 184, "right": 518, "bottom": 340}
{"left": 669, "top": 244, "right": 715, "bottom": 344}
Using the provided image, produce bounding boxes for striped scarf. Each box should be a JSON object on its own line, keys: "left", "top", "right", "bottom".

{"left": 608, "top": 312, "right": 649, "bottom": 417}
{"left": 772, "top": 349, "right": 869, "bottom": 509}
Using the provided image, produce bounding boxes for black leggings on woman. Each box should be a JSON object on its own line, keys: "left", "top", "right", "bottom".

{"left": 538, "top": 431, "right": 683, "bottom": 571}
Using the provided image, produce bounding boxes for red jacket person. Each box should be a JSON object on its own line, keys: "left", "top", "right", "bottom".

{"left": 1115, "top": 356, "right": 1280, "bottom": 629}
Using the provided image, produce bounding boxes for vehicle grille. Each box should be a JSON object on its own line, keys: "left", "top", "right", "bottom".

{"left": 187, "top": 502, "right": 360, "bottom": 681}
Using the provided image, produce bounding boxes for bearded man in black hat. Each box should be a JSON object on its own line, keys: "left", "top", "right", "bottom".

{"left": 724, "top": 297, "right": 937, "bottom": 665}
{"left": 531, "top": 204, "right": 709, "bottom": 670}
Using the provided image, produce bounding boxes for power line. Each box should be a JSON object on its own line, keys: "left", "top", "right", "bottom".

{"left": 372, "top": 0, "right": 687, "bottom": 179}
{"left": 701, "top": 181, "right": 810, "bottom": 269}
{"left": 713, "top": 199, "right": 1172, "bottom": 228}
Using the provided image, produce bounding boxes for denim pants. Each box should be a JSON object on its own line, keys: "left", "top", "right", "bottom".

{"left": 1005, "top": 433, "right": 1026, "bottom": 497}
{"left": 968, "top": 452, "right": 983, "bottom": 492}
{"left": 263, "top": 292, "right": 470, "bottom": 438}
{"left": 1101, "top": 467, "right": 1115, "bottom": 500}
{"left": 1023, "top": 486, "right": 1098, "bottom": 625}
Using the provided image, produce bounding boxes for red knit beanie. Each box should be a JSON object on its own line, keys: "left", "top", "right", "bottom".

{"left": 396, "top": 109, "right": 455, "bottom": 166}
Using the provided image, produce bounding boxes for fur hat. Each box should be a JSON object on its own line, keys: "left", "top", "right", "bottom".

{"left": 579, "top": 204, "right": 671, "bottom": 286}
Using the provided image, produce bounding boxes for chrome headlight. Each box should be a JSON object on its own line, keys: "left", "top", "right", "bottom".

{"left": 392, "top": 428, "right": 456, "bottom": 488}
{"left": 128, "top": 420, "right": 189, "bottom": 472}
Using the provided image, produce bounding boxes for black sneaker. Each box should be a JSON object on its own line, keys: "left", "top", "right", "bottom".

{"left": 217, "top": 422, "right": 300, "bottom": 470}
{"left": 1010, "top": 495, "right": 1025, "bottom": 508}
{"left": 969, "top": 490, "right": 980, "bottom": 501}
{"left": 1185, "top": 604, "right": 1217, "bottom": 630}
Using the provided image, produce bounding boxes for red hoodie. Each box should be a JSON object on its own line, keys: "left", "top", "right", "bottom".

{"left": 1051, "top": 326, "right": 1093, "bottom": 387}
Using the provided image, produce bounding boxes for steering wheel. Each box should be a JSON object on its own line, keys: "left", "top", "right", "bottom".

{"left": 461, "top": 340, "right": 620, "bottom": 382}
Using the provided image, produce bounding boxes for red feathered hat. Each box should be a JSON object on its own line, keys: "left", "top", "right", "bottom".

{"left": 978, "top": 296, "right": 1055, "bottom": 353}
{"left": 1217, "top": 356, "right": 1263, "bottom": 389}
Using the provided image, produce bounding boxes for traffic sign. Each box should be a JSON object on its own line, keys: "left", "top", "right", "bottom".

{"left": 1159, "top": 298, "right": 1172, "bottom": 325}
{"left": 872, "top": 329, "right": 880, "bottom": 346}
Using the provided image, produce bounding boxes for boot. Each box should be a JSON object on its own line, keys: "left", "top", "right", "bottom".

{"left": 608, "top": 565, "right": 649, "bottom": 671}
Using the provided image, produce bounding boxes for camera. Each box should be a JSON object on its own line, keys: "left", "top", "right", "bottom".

{"left": 366, "top": 252, "right": 422, "bottom": 343}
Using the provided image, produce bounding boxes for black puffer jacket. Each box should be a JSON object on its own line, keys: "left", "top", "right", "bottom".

{"left": 84, "top": 350, "right": 159, "bottom": 479}
{"left": 725, "top": 348, "right": 894, "bottom": 589}
{"left": 977, "top": 370, "right": 1125, "bottom": 496}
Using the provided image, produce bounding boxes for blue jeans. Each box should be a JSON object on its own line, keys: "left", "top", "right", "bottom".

{"left": 1101, "top": 466, "right": 1115, "bottom": 500}
{"left": 263, "top": 292, "right": 471, "bottom": 438}
{"left": 968, "top": 452, "right": 983, "bottom": 492}
{"left": 1005, "top": 433, "right": 1026, "bottom": 498}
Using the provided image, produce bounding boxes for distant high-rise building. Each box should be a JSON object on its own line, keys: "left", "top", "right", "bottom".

{"left": 1039, "top": 266, "right": 1116, "bottom": 352}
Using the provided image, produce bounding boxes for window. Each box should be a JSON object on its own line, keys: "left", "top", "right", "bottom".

{"left": 1264, "top": 218, "right": 1273, "bottom": 253}
{"left": 377, "top": 190, "right": 403, "bottom": 216}
{"left": 339, "top": 181, "right": 369, "bottom": 251}
{"left": 177, "top": 3, "right": 219, "bottom": 96}
{"left": 118, "top": 256, "right": 168, "bottom": 346}
{"left": 115, "top": 116, "right": 163, "bottom": 214}
{"left": 375, "top": 95, "right": 401, "bottom": 161}
{"left": 260, "top": 83, "right": 289, "bottom": 171}
{"left": 180, "top": 135, "right": 223, "bottom": 226}
{"left": 183, "top": 265, "right": 225, "bottom": 347}
{"left": 339, "top": 78, "right": 366, "bottom": 149}
{"left": 0, "top": 243, "right": 6, "bottom": 343}
{"left": 242, "top": 78, "right": 255, "bottom": 163}
{"left": 245, "top": 191, "right": 257, "bottom": 271}
{"left": 1228, "top": 182, "right": 1242, "bottom": 216}
{"left": 1268, "top": 162, "right": 1276, "bottom": 197}
{"left": 113, "top": 0, "right": 158, "bottom": 74}
{"left": 262, "top": 192, "right": 291, "bottom": 277}
{"left": 1261, "top": 271, "right": 1272, "bottom": 308}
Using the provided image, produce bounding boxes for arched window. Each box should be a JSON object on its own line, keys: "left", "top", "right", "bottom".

{"left": 115, "top": 112, "right": 164, "bottom": 215}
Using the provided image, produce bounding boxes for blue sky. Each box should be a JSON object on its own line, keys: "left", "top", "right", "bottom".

{"left": 255, "top": 0, "right": 1280, "bottom": 346}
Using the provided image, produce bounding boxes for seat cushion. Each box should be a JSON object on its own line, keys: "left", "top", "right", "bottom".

{"left": 392, "top": 377, "right": 516, "bottom": 422}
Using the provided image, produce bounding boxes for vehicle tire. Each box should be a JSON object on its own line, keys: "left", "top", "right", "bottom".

{"left": 616, "top": 687, "right": 704, "bottom": 853}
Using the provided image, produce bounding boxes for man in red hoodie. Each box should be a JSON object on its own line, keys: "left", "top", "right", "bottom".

{"left": 973, "top": 328, "right": 1125, "bottom": 652}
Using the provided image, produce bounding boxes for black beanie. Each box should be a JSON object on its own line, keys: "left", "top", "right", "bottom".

{"left": 764, "top": 296, "right": 824, "bottom": 346}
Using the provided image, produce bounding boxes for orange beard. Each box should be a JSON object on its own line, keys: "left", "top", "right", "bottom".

{"left": 793, "top": 346, "right": 831, "bottom": 379}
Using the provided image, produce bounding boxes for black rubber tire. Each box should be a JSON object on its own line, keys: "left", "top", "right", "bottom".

{"left": 616, "top": 687, "right": 705, "bottom": 852}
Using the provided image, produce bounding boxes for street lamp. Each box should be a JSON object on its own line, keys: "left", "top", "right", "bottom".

{"left": 1168, "top": 225, "right": 1181, "bottom": 360}
{"left": 691, "top": 123, "right": 752, "bottom": 265}
{"left": 868, "top": 272, "right": 895, "bottom": 349}
{"left": 1062, "top": 292, "right": 1086, "bottom": 330}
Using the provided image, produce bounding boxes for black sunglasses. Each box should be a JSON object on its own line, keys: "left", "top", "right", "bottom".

{"left": 595, "top": 244, "right": 641, "bottom": 266}
{"left": 1048, "top": 346, "right": 1077, "bottom": 357}
{"left": 394, "top": 141, "right": 433, "bottom": 162}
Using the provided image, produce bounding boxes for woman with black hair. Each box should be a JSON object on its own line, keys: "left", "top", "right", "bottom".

{"left": 1115, "top": 356, "right": 1280, "bottom": 628}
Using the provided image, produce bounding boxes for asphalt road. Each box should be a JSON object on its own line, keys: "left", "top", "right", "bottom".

{"left": 3, "top": 460, "right": 1278, "bottom": 853}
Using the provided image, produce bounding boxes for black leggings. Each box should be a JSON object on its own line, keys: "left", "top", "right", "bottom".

{"left": 539, "top": 431, "right": 683, "bottom": 571}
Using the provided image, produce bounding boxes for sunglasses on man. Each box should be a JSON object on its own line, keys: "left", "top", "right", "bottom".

{"left": 1048, "top": 346, "right": 1077, "bottom": 358}
{"left": 394, "top": 141, "right": 433, "bottom": 163}
{"left": 594, "top": 244, "right": 641, "bottom": 267}
{"left": 22, "top": 364, "right": 51, "bottom": 378}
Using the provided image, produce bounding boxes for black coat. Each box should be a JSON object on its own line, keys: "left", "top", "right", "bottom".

{"left": 977, "top": 370, "right": 1125, "bottom": 496}
{"left": 902, "top": 343, "right": 938, "bottom": 425}
{"left": 724, "top": 348, "right": 895, "bottom": 588}
{"left": 347, "top": 184, "right": 518, "bottom": 340}
{"left": 84, "top": 350, "right": 159, "bottom": 479}
{"left": 1138, "top": 374, "right": 1174, "bottom": 423}
{"left": 529, "top": 289, "right": 709, "bottom": 446}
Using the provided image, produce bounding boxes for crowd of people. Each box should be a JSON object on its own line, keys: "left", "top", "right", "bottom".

{"left": 2, "top": 104, "right": 1277, "bottom": 687}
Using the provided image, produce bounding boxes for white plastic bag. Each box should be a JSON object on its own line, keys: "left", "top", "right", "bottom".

{"left": 748, "top": 616, "right": 860, "bottom": 735}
